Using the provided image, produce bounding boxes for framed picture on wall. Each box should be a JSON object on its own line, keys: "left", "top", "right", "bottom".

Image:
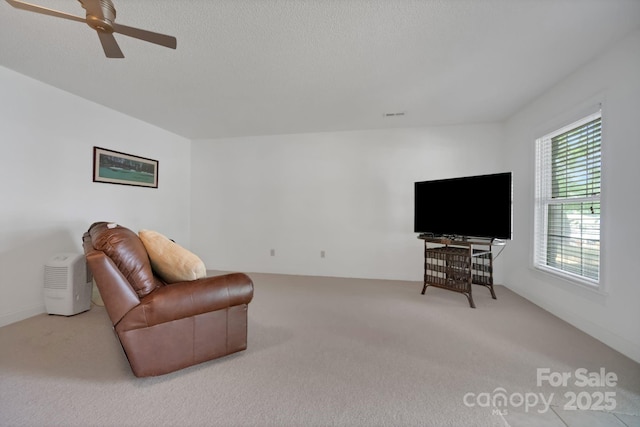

{"left": 93, "top": 146, "right": 159, "bottom": 188}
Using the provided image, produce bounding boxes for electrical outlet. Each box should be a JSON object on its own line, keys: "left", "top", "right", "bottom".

{"left": 270, "top": 249, "right": 275, "bottom": 257}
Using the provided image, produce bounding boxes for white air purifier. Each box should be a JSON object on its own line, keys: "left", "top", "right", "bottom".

{"left": 44, "top": 253, "right": 92, "bottom": 316}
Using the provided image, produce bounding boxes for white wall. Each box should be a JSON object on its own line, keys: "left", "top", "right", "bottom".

{"left": 503, "top": 29, "right": 640, "bottom": 362}
{"left": 0, "top": 66, "right": 192, "bottom": 327}
{"left": 191, "top": 124, "right": 506, "bottom": 282}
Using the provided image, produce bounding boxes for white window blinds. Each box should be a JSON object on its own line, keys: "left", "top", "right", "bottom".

{"left": 534, "top": 111, "right": 601, "bottom": 285}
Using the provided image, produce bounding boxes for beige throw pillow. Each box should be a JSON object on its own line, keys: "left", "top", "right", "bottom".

{"left": 138, "top": 229, "right": 207, "bottom": 283}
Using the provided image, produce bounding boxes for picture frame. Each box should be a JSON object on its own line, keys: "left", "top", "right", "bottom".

{"left": 93, "top": 146, "right": 159, "bottom": 188}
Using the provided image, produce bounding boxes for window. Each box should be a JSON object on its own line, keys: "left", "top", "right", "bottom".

{"left": 534, "top": 110, "right": 601, "bottom": 287}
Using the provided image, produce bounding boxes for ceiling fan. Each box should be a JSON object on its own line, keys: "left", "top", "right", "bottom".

{"left": 5, "top": 0, "right": 177, "bottom": 58}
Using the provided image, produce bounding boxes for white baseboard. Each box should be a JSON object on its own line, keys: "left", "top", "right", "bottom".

{"left": 506, "top": 285, "right": 640, "bottom": 364}
{"left": 0, "top": 304, "right": 46, "bottom": 328}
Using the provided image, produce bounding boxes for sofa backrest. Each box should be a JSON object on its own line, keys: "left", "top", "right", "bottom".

{"left": 88, "top": 222, "right": 161, "bottom": 298}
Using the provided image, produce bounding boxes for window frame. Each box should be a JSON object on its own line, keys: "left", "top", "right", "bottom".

{"left": 533, "top": 109, "right": 603, "bottom": 289}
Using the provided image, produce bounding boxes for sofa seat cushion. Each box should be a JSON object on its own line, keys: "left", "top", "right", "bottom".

{"left": 89, "top": 222, "right": 160, "bottom": 298}
{"left": 139, "top": 229, "right": 207, "bottom": 284}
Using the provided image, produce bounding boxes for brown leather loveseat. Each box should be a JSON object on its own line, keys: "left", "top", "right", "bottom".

{"left": 82, "top": 222, "right": 254, "bottom": 377}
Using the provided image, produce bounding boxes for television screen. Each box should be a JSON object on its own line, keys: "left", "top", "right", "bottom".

{"left": 414, "top": 172, "right": 512, "bottom": 240}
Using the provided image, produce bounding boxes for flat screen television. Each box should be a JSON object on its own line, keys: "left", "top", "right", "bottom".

{"left": 414, "top": 172, "right": 512, "bottom": 240}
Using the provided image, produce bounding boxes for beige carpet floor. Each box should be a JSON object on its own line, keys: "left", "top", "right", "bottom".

{"left": 1, "top": 273, "right": 639, "bottom": 427}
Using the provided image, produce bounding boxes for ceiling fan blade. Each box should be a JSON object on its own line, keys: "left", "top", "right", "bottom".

{"left": 97, "top": 31, "right": 124, "bottom": 58}
{"left": 5, "top": 0, "right": 85, "bottom": 23}
{"left": 112, "top": 23, "right": 177, "bottom": 50}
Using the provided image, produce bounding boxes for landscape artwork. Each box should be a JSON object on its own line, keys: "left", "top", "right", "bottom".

{"left": 93, "top": 147, "right": 158, "bottom": 188}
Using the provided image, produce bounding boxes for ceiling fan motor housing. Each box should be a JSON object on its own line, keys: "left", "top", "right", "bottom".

{"left": 82, "top": 0, "right": 116, "bottom": 33}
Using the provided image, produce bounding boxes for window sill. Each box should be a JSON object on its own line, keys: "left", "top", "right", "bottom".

{"left": 533, "top": 264, "right": 608, "bottom": 296}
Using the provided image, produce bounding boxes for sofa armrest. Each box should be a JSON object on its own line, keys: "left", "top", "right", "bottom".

{"left": 117, "top": 272, "right": 254, "bottom": 331}
{"left": 83, "top": 232, "right": 141, "bottom": 326}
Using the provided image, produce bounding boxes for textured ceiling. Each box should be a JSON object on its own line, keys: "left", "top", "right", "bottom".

{"left": 1, "top": 0, "right": 640, "bottom": 140}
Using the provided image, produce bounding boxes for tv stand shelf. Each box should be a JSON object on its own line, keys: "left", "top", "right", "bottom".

{"left": 418, "top": 236, "right": 496, "bottom": 308}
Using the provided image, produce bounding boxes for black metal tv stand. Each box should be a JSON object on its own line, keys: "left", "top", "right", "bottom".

{"left": 418, "top": 236, "right": 497, "bottom": 308}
